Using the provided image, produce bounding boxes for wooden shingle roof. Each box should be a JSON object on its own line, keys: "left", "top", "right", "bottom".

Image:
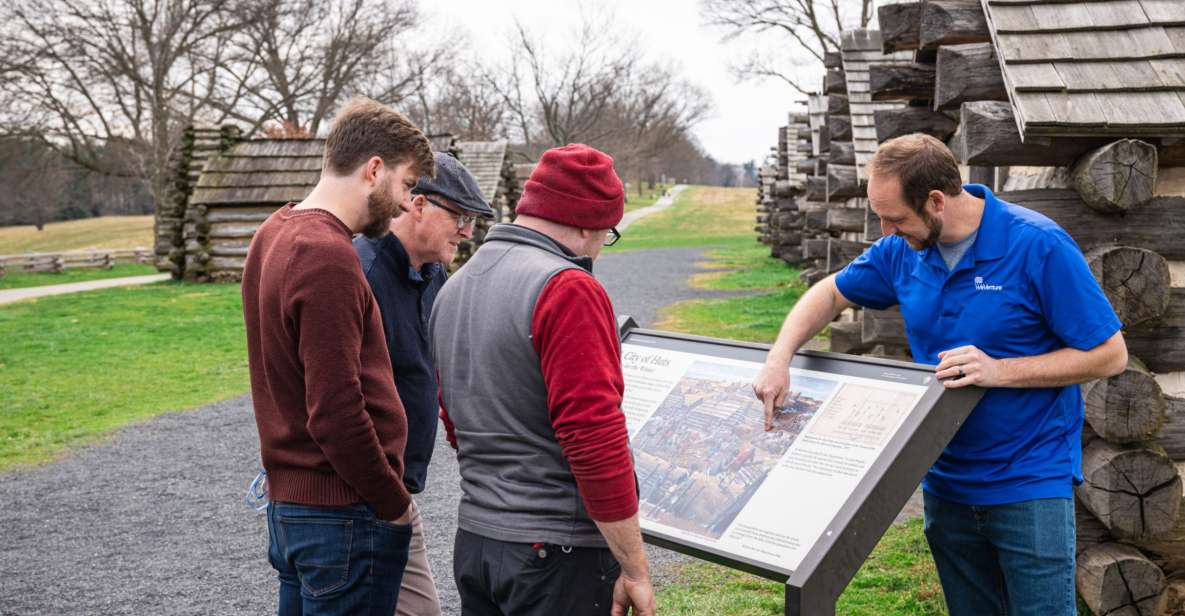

{"left": 190, "top": 139, "right": 323, "bottom": 206}
{"left": 981, "top": 0, "right": 1185, "bottom": 136}
{"left": 840, "top": 30, "right": 914, "bottom": 181}
{"left": 455, "top": 141, "right": 508, "bottom": 203}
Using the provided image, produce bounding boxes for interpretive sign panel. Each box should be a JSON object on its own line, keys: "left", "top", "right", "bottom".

{"left": 619, "top": 325, "right": 983, "bottom": 616}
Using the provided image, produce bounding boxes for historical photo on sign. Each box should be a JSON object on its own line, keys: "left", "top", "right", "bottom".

{"left": 632, "top": 360, "right": 839, "bottom": 539}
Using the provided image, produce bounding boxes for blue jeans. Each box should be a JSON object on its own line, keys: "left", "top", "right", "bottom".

{"left": 923, "top": 492, "right": 1075, "bottom": 616}
{"left": 267, "top": 501, "right": 413, "bottom": 616}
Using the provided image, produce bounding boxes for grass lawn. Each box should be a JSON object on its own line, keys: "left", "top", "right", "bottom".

{"left": 0, "top": 215, "right": 154, "bottom": 254}
{"left": 608, "top": 185, "right": 756, "bottom": 252}
{"left": 0, "top": 263, "right": 159, "bottom": 290}
{"left": 0, "top": 281, "right": 248, "bottom": 470}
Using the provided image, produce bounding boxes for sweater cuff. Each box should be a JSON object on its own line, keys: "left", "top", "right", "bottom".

{"left": 575, "top": 469, "right": 639, "bottom": 522}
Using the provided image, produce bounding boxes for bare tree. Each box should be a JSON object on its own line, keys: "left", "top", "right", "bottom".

{"left": 482, "top": 11, "right": 638, "bottom": 151}
{"left": 0, "top": 0, "right": 239, "bottom": 202}
{"left": 212, "top": 0, "right": 441, "bottom": 135}
{"left": 408, "top": 63, "right": 507, "bottom": 141}
{"left": 700, "top": 0, "right": 874, "bottom": 94}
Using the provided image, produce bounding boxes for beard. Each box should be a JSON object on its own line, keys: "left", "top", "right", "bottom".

{"left": 360, "top": 180, "right": 401, "bottom": 239}
{"left": 902, "top": 209, "right": 943, "bottom": 250}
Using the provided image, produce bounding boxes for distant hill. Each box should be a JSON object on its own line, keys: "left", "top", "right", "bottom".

{"left": 0, "top": 216, "right": 153, "bottom": 254}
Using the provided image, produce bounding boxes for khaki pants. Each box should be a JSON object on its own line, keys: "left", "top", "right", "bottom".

{"left": 396, "top": 499, "right": 441, "bottom": 616}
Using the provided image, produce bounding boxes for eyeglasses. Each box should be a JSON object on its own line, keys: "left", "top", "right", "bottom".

{"left": 423, "top": 195, "right": 477, "bottom": 229}
{"left": 604, "top": 227, "right": 621, "bottom": 247}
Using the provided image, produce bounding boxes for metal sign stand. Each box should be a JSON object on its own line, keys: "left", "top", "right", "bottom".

{"left": 617, "top": 319, "right": 983, "bottom": 616}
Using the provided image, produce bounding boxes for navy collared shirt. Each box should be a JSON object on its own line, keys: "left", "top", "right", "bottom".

{"left": 836, "top": 184, "right": 1121, "bottom": 505}
{"left": 353, "top": 233, "right": 446, "bottom": 494}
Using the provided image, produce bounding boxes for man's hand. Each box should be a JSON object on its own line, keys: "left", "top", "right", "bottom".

{"left": 611, "top": 571, "right": 656, "bottom": 616}
{"left": 753, "top": 360, "right": 790, "bottom": 431}
{"left": 936, "top": 345, "right": 1003, "bottom": 388}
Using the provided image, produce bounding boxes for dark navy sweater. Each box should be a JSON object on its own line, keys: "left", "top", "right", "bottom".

{"left": 353, "top": 232, "right": 445, "bottom": 494}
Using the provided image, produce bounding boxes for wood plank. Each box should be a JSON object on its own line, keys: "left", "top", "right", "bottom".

{"left": 874, "top": 107, "right": 959, "bottom": 142}
{"left": 1005, "top": 62, "right": 1065, "bottom": 90}
{"left": 1150, "top": 59, "right": 1185, "bottom": 87}
{"left": 1139, "top": 0, "right": 1185, "bottom": 25}
{"left": 1083, "top": 0, "right": 1150, "bottom": 30}
{"left": 990, "top": 4, "right": 1040, "bottom": 31}
{"left": 1098, "top": 91, "right": 1185, "bottom": 127}
{"left": 997, "top": 31, "right": 1072, "bottom": 62}
{"left": 1167, "top": 26, "right": 1185, "bottom": 54}
{"left": 1127, "top": 26, "right": 1178, "bottom": 57}
{"left": 1042, "top": 92, "right": 1108, "bottom": 125}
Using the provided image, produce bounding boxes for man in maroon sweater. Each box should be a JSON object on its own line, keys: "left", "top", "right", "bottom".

{"left": 431, "top": 144, "right": 655, "bottom": 616}
{"left": 242, "top": 97, "right": 434, "bottom": 616}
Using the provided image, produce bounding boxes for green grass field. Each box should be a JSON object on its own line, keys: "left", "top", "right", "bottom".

{"left": 609, "top": 186, "right": 756, "bottom": 252}
{"left": 0, "top": 281, "right": 247, "bottom": 470}
{"left": 0, "top": 215, "right": 154, "bottom": 253}
{"left": 0, "top": 263, "right": 159, "bottom": 290}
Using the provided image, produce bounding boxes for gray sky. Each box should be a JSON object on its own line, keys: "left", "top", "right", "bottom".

{"left": 422, "top": 0, "right": 809, "bottom": 165}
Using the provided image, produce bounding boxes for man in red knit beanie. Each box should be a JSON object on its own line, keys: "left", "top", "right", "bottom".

{"left": 431, "top": 144, "right": 656, "bottom": 616}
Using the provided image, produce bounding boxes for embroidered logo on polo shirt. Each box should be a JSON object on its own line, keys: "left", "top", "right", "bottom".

{"left": 974, "top": 276, "right": 1003, "bottom": 291}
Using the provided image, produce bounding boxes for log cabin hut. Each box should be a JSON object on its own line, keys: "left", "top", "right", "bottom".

{"left": 154, "top": 131, "right": 521, "bottom": 281}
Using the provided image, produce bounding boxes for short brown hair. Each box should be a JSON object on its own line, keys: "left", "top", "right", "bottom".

{"left": 867, "top": 133, "right": 962, "bottom": 212}
{"left": 323, "top": 97, "right": 435, "bottom": 178}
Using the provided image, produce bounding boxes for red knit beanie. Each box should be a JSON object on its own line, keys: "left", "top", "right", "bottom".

{"left": 515, "top": 144, "right": 624, "bottom": 230}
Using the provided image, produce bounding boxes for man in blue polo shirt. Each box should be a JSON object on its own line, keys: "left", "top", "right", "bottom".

{"left": 753, "top": 134, "right": 1127, "bottom": 616}
{"left": 354, "top": 152, "right": 494, "bottom": 616}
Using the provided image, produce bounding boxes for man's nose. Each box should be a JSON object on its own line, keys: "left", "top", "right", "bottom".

{"left": 458, "top": 223, "right": 474, "bottom": 239}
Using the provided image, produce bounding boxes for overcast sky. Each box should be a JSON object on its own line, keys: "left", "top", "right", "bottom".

{"left": 421, "top": 0, "right": 811, "bottom": 166}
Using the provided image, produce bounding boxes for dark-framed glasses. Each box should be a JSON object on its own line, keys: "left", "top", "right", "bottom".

{"left": 604, "top": 227, "right": 621, "bottom": 247}
{"left": 423, "top": 195, "right": 477, "bottom": 229}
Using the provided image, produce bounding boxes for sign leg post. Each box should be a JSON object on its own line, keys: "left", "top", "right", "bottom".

{"left": 785, "top": 584, "right": 835, "bottom": 616}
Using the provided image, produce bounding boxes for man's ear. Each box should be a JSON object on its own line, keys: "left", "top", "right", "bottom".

{"left": 929, "top": 189, "right": 947, "bottom": 213}
{"left": 364, "top": 156, "right": 384, "bottom": 186}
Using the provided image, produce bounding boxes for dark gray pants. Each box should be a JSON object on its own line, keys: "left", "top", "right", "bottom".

{"left": 453, "top": 529, "right": 621, "bottom": 616}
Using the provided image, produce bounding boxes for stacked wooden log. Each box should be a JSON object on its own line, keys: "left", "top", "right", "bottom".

{"left": 754, "top": 153, "right": 778, "bottom": 247}
{"left": 452, "top": 140, "right": 510, "bottom": 268}
{"left": 155, "top": 125, "right": 242, "bottom": 279}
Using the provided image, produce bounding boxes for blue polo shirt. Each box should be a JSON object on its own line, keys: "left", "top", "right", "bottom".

{"left": 353, "top": 233, "right": 446, "bottom": 495}
{"left": 835, "top": 184, "right": 1121, "bottom": 505}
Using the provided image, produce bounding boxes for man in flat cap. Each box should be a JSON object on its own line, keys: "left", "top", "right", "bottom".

{"left": 354, "top": 151, "right": 495, "bottom": 616}
{"left": 431, "top": 144, "right": 655, "bottom": 616}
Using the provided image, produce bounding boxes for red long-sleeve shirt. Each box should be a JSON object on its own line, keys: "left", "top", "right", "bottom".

{"left": 441, "top": 268, "right": 637, "bottom": 522}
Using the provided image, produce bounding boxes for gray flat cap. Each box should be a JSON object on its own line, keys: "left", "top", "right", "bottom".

{"left": 411, "top": 152, "right": 495, "bottom": 218}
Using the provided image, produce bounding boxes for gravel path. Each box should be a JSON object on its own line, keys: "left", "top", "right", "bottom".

{"left": 0, "top": 246, "right": 746, "bottom": 615}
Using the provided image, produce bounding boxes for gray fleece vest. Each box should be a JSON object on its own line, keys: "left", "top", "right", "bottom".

{"left": 429, "top": 224, "right": 607, "bottom": 547}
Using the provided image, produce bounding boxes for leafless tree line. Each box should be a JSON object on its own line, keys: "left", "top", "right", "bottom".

{"left": 0, "top": 0, "right": 728, "bottom": 227}
{"left": 700, "top": 0, "right": 874, "bottom": 95}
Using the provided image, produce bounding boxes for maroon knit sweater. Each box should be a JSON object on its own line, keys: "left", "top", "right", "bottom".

{"left": 242, "top": 204, "right": 411, "bottom": 520}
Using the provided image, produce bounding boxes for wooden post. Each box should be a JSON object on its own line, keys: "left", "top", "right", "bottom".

{"left": 1083, "top": 357, "right": 1168, "bottom": 444}
{"left": 1072, "top": 139, "right": 1159, "bottom": 213}
{"left": 874, "top": 107, "right": 958, "bottom": 143}
{"left": 878, "top": 1, "right": 922, "bottom": 53}
{"left": 934, "top": 43, "right": 1006, "bottom": 111}
{"left": 918, "top": 0, "right": 991, "bottom": 51}
{"left": 1077, "top": 543, "right": 1166, "bottom": 616}
{"left": 1077, "top": 438, "right": 1182, "bottom": 541}
{"left": 869, "top": 63, "right": 937, "bottom": 102}
{"left": 1085, "top": 245, "right": 1171, "bottom": 328}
